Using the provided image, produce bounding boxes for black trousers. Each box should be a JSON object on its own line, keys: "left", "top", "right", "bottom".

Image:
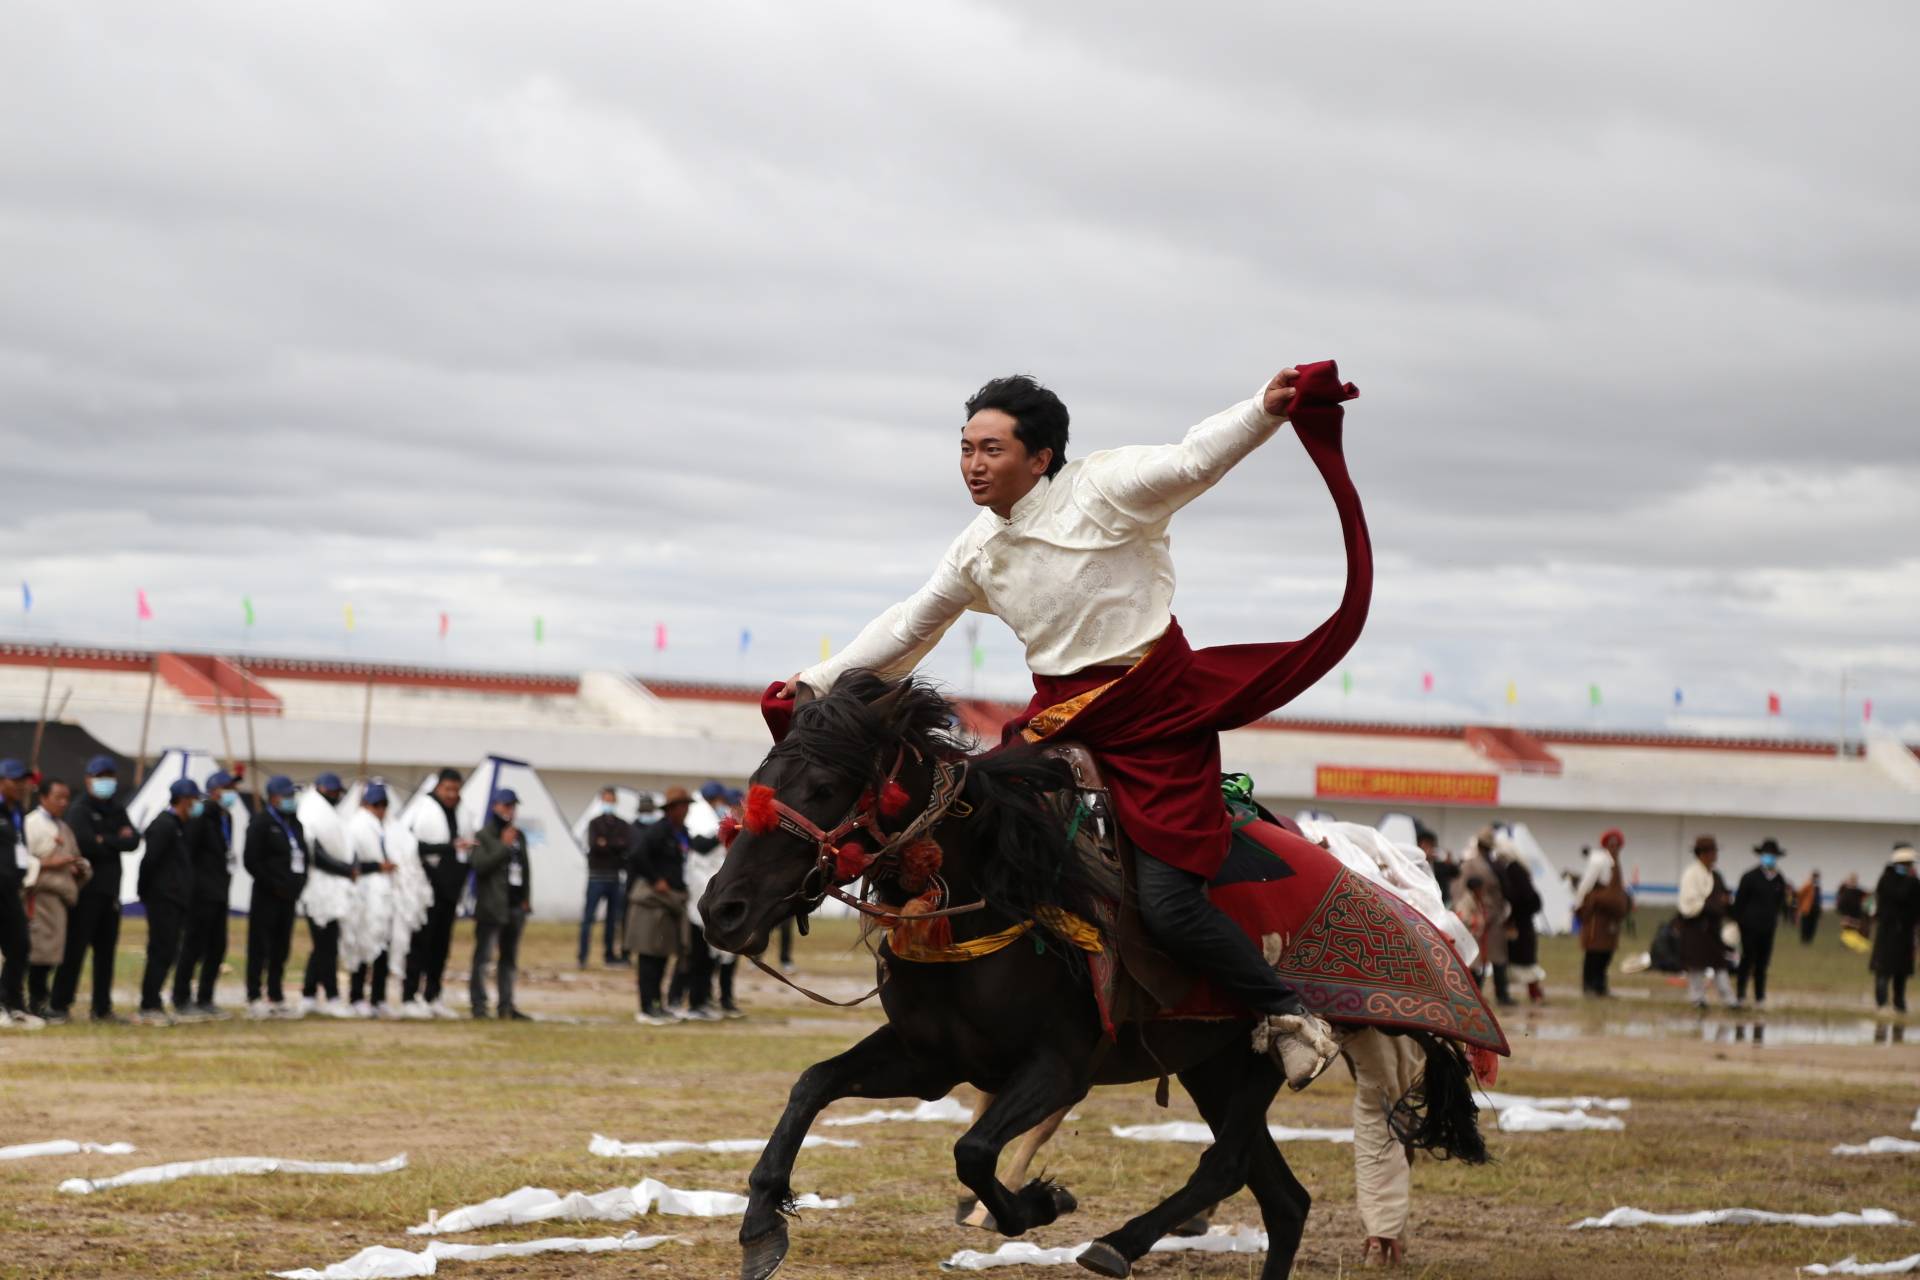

{"left": 1582, "top": 949, "right": 1614, "bottom": 995}
{"left": 28, "top": 963, "right": 56, "bottom": 1012}
{"left": 637, "top": 954, "right": 670, "bottom": 1014}
{"left": 1134, "top": 855, "right": 1303, "bottom": 1018}
{"left": 0, "top": 885, "right": 28, "bottom": 1012}
{"left": 778, "top": 918, "right": 794, "bottom": 966}
{"left": 247, "top": 895, "right": 297, "bottom": 1003}
{"left": 670, "top": 926, "right": 718, "bottom": 1010}
{"left": 1736, "top": 925, "right": 1776, "bottom": 1003}
{"left": 303, "top": 918, "right": 341, "bottom": 999}
{"left": 716, "top": 957, "right": 737, "bottom": 1008}
{"left": 51, "top": 890, "right": 121, "bottom": 1016}
{"left": 140, "top": 900, "right": 186, "bottom": 1012}
{"left": 351, "top": 952, "right": 389, "bottom": 1006}
{"left": 1799, "top": 912, "right": 1820, "bottom": 944}
{"left": 403, "top": 892, "right": 459, "bottom": 1003}
{"left": 1875, "top": 972, "right": 1909, "bottom": 1012}
{"left": 173, "top": 898, "right": 230, "bottom": 1009}
{"left": 470, "top": 910, "right": 527, "bottom": 1015}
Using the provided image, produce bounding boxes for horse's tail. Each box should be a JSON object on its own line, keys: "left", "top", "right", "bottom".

{"left": 1386, "top": 1031, "right": 1490, "bottom": 1165}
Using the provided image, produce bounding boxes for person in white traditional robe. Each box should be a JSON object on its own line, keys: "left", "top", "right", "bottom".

{"left": 296, "top": 773, "right": 356, "bottom": 1018}
{"left": 401, "top": 768, "right": 472, "bottom": 1019}
{"left": 341, "top": 784, "right": 397, "bottom": 1017}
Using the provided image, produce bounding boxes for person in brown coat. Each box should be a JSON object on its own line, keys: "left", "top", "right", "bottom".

{"left": 1677, "top": 834, "right": 1735, "bottom": 1008}
{"left": 1576, "top": 829, "right": 1633, "bottom": 997}
{"left": 1456, "top": 830, "right": 1512, "bottom": 1006}
{"left": 24, "top": 779, "right": 90, "bottom": 1017}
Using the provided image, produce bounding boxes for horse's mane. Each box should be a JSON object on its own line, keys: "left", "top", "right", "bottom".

{"left": 782, "top": 670, "right": 1097, "bottom": 946}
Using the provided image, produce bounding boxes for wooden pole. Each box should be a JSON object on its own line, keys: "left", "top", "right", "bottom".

{"left": 241, "top": 662, "right": 262, "bottom": 803}
{"left": 357, "top": 679, "right": 375, "bottom": 781}
{"left": 28, "top": 645, "right": 57, "bottom": 772}
{"left": 214, "top": 686, "right": 236, "bottom": 771}
{"left": 133, "top": 655, "right": 158, "bottom": 786}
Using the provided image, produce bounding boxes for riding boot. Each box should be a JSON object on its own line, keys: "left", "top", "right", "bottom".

{"left": 1492, "top": 964, "right": 1515, "bottom": 1007}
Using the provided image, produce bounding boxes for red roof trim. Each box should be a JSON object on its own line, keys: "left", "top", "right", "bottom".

{"left": 0, "top": 644, "right": 576, "bottom": 697}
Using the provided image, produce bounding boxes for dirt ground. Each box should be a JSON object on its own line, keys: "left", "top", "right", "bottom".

{"left": 1, "top": 917, "right": 1915, "bottom": 1280}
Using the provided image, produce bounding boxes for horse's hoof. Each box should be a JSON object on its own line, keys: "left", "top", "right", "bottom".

{"left": 1050, "top": 1185, "right": 1079, "bottom": 1217}
{"left": 1076, "top": 1241, "right": 1130, "bottom": 1278}
{"left": 1169, "top": 1214, "right": 1210, "bottom": 1238}
{"left": 955, "top": 1196, "right": 980, "bottom": 1226}
{"left": 741, "top": 1222, "right": 789, "bottom": 1280}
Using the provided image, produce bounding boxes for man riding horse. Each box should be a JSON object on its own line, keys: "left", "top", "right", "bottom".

{"left": 778, "top": 363, "right": 1356, "bottom": 1082}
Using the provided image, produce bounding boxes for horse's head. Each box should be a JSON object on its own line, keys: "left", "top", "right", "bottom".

{"left": 699, "top": 671, "right": 962, "bottom": 955}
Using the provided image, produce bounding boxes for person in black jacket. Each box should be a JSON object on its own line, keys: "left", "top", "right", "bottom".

{"left": 244, "top": 776, "right": 309, "bottom": 1018}
{"left": 625, "top": 787, "right": 717, "bottom": 1022}
{"left": 135, "top": 779, "right": 201, "bottom": 1025}
{"left": 581, "top": 787, "right": 631, "bottom": 969}
{"left": 402, "top": 768, "right": 470, "bottom": 1018}
{"left": 1732, "top": 837, "right": 1792, "bottom": 1007}
{"left": 1496, "top": 835, "right": 1546, "bottom": 1006}
{"left": 49, "top": 756, "right": 143, "bottom": 1023}
{"left": 173, "top": 770, "right": 241, "bottom": 1019}
{"left": 0, "top": 759, "right": 34, "bottom": 1026}
{"left": 1871, "top": 846, "right": 1919, "bottom": 1014}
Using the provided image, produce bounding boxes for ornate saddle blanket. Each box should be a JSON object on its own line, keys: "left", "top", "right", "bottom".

{"left": 1046, "top": 751, "right": 1507, "bottom": 1058}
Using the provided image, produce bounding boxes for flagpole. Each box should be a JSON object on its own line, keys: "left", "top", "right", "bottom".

{"left": 241, "top": 662, "right": 262, "bottom": 805}
{"left": 358, "top": 679, "right": 375, "bottom": 781}
{"left": 29, "top": 644, "right": 57, "bottom": 773}
{"left": 133, "top": 653, "right": 158, "bottom": 786}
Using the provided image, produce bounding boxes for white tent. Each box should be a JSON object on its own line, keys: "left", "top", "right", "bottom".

{"left": 122, "top": 748, "right": 253, "bottom": 912}
{"left": 399, "top": 755, "right": 584, "bottom": 919}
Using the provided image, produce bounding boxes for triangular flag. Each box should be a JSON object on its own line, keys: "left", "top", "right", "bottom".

{"left": 534, "top": 616, "right": 545, "bottom": 644}
{"left": 1341, "top": 669, "right": 1353, "bottom": 695}
{"left": 1863, "top": 698, "right": 1873, "bottom": 723}
{"left": 820, "top": 635, "right": 831, "bottom": 662}
{"left": 20, "top": 582, "right": 30, "bottom": 614}
{"left": 739, "top": 628, "right": 752, "bottom": 654}
{"left": 136, "top": 589, "right": 153, "bottom": 621}
{"left": 1766, "top": 691, "right": 1781, "bottom": 716}
{"left": 343, "top": 603, "right": 355, "bottom": 632}
{"left": 1505, "top": 680, "right": 1518, "bottom": 706}
{"left": 654, "top": 623, "right": 668, "bottom": 652}
{"left": 1673, "top": 687, "right": 1684, "bottom": 708}
{"left": 438, "top": 612, "right": 449, "bottom": 639}
{"left": 1588, "top": 683, "right": 1602, "bottom": 707}
{"left": 242, "top": 597, "right": 255, "bottom": 627}
{"left": 971, "top": 642, "right": 986, "bottom": 670}
{"left": 1421, "top": 671, "right": 1434, "bottom": 694}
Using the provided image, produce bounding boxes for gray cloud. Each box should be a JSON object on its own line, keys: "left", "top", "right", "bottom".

{"left": 1, "top": 0, "right": 1914, "bottom": 736}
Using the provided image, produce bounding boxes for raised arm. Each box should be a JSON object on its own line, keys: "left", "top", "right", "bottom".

{"left": 791, "top": 532, "right": 984, "bottom": 697}
{"left": 1076, "top": 372, "right": 1296, "bottom": 530}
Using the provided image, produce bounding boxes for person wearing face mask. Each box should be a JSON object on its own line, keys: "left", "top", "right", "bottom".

{"left": 297, "top": 773, "right": 356, "bottom": 1018}
{"left": 23, "top": 777, "right": 89, "bottom": 1022}
{"left": 0, "top": 758, "right": 37, "bottom": 1028}
{"left": 1870, "top": 845, "right": 1918, "bottom": 1015}
{"left": 402, "top": 767, "right": 472, "bottom": 1019}
{"left": 173, "top": 770, "right": 242, "bottom": 1019}
{"left": 245, "top": 776, "right": 310, "bottom": 1018}
{"left": 133, "top": 779, "right": 202, "bottom": 1025}
{"left": 469, "top": 789, "right": 532, "bottom": 1020}
{"left": 49, "top": 756, "right": 143, "bottom": 1024}
{"left": 582, "top": 785, "right": 630, "bottom": 969}
{"left": 1732, "top": 838, "right": 1791, "bottom": 1008}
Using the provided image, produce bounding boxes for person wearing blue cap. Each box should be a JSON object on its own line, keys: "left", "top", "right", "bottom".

{"left": 297, "top": 773, "right": 357, "bottom": 1018}
{"left": 0, "top": 758, "right": 37, "bottom": 1028}
{"left": 132, "top": 778, "right": 202, "bottom": 1025}
{"left": 345, "top": 782, "right": 401, "bottom": 1016}
{"left": 243, "top": 776, "right": 310, "bottom": 1018}
{"left": 172, "top": 770, "right": 243, "bottom": 1019}
{"left": 469, "top": 789, "right": 532, "bottom": 1020}
{"left": 49, "top": 755, "right": 142, "bottom": 1024}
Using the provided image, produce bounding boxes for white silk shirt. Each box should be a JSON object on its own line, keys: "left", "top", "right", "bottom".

{"left": 800, "top": 389, "right": 1283, "bottom": 693}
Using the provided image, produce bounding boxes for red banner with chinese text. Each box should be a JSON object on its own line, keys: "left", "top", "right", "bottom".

{"left": 1314, "top": 765, "right": 1499, "bottom": 807}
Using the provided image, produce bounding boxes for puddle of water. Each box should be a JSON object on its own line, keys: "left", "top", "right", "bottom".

{"left": 1524, "top": 1015, "right": 1907, "bottom": 1047}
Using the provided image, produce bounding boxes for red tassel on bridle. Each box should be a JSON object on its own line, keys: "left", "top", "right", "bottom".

{"left": 897, "top": 839, "right": 944, "bottom": 894}
{"left": 717, "top": 815, "right": 742, "bottom": 849}
{"left": 879, "top": 781, "right": 910, "bottom": 818}
{"left": 744, "top": 784, "right": 779, "bottom": 835}
{"left": 833, "top": 839, "right": 872, "bottom": 883}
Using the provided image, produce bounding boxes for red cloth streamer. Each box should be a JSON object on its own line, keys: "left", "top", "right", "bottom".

{"left": 1468, "top": 1044, "right": 1500, "bottom": 1087}
{"left": 743, "top": 784, "right": 779, "bottom": 835}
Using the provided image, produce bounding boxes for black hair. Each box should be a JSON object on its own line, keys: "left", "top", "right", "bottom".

{"left": 40, "top": 776, "right": 68, "bottom": 797}
{"left": 436, "top": 768, "right": 464, "bottom": 785}
{"left": 965, "top": 375, "right": 1069, "bottom": 478}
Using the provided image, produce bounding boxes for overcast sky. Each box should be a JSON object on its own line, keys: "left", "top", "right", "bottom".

{"left": 3, "top": 1, "right": 1915, "bottom": 738}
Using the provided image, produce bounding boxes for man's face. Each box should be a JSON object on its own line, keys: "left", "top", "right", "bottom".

{"left": 0, "top": 778, "right": 19, "bottom": 806}
{"left": 42, "top": 783, "right": 70, "bottom": 819}
{"left": 320, "top": 789, "right": 343, "bottom": 806}
{"left": 1699, "top": 848, "right": 1718, "bottom": 869}
{"left": 435, "top": 779, "right": 461, "bottom": 806}
{"left": 663, "top": 801, "right": 690, "bottom": 828}
{"left": 493, "top": 802, "right": 517, "bottom": 826}
{"left": 1603, "top": 836, "right": 1623, "bottom": 854}
{"left": 961, "top": 410, "right": 1051, "bottom": 512}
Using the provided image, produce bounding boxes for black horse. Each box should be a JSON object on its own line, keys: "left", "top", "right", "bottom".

{"left": 700, "top": 671, "right": 1485, "bottom": 1280}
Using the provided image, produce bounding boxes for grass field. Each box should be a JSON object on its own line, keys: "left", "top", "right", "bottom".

{"left": 2, "top": 913, "right": 1915, "bottom": 1280}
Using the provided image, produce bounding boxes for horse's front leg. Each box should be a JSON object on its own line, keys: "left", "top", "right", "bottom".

{"left": 742, "top": 1025, "right": 952, "bottom": 1280}
{"left": 953, "top": 1054, "right": 1084, "bottom": 1238}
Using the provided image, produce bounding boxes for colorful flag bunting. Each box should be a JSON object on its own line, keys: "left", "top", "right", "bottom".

{"left": 20, "top": 582, "right": 30, "bottom": 614}
{"left": 1588, "top": 683, "right": 1602, "bottom": 707}
{"left": 534, "top": 616, "right": 545, "bottom": 644}
{"left": 820, "top": 635, "right": 831, "bottom": 662}
{"left": 343, "top": 603, "right": 355, "bottom": 632}
{"left": 1766, "top": 691, "right": 1781, "bottom": 716}
{"left": 1505, "top": 681, "right": 1518, "bottom": 706}
{"left": 1863, "top": 698, "right": 1873, "bottom": 723}
{"left": 739, "top": 628, "right": 752, "bottom": 654}
{"left": 971, "top": 642, "right": 986, "bottom": 670}
{"left": 1421, "top": 671, "right": 1433, "bottom": 694}
{"left": 136, "top": 589, "right": 153, "bottom": 621}
{"left": 654, "top": 623, "right": 668, "bottom": 652}
{"left": 1673, "top": 687, "right": 1684, "bottom": 708}
{"left": 242, "top": 597, "right": 255, "bottom": 627}
{"left": 438, "top": 612, "right": 450, "bottom": 639}
{"left": 1340, "top": 669, "right": 1353, "bottom": 695}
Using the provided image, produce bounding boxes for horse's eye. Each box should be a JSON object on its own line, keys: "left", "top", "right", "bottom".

{"left": 809, "top": 784, "right": 835, "bottom": 802}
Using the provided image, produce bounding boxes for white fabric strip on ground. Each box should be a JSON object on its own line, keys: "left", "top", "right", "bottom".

{"left": 1801, "top": 1255, "right": 1920, "bottom": 1277}
{"left": 0, "top": 1140, "right": 136, "bottom": 1161}
{"left": 587, "top": 1134, "right": 860, "bottom": 1158}
{"left": 942, "top": 1225, "right": 1269, "bottom": 1270}
{"left": 59, "top": 1154, "right": 407, "bottom": 1195}
{"left": 408, "top": 1179, "right": 847, "bottom": 1234}
{"left": 1497, "top": 1104, "right": 1626, "bottom": 1133}
{"left": 272, "top": 1232, "right": 679, "bottom": 1279}
{"left": 1832, "top": 1138, "right": 1920, "bottom": 1156}
{"left": 1481, "top": 1091, "right": 1631, "bottom": 1113}
{"left": 1571, "top": 1207, "right": 1908, "bottom": 1230}
{"left": 1109, "top": 1122, "right": 1354, "bottom": 1145}
{"left": 822, "top": 1098, "right": 974, "bottom": 1127}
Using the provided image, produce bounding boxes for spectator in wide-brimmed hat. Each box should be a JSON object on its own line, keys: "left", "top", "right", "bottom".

{"left": 1732, "top": 837, "right": 1791, "bottom": 1007}
{"left": 626, "top": 787, "right": 716, "bottom": 1024}
{"left": 1870, "top": 845, "right": 1918, "bottom": 1014}
{"left": 1677, "top": 834, "right": 1735, "bottom": 1008}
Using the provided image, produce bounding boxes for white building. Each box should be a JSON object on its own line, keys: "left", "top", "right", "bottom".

{"left": 3, "top": 642, "right": 1912, "bottom": 902}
